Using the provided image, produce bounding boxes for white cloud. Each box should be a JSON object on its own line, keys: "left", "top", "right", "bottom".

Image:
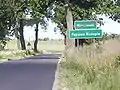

{"left": 100, "top": 15, "right": 120, "bottom": 34}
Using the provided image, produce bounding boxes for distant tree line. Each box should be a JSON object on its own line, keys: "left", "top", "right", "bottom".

{"left": 38, "top": 38, "right": 63, "bottom": 41}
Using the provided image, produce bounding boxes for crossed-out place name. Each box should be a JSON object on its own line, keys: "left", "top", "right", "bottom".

{"left": 77, "top": 24, "right": 95, "bottom": 27}
{"left": 71, "top": 32, "right": 101, "bottom": 36}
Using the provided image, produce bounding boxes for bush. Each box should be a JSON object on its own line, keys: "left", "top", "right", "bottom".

{"left": 0, "top": 45, "right": 4, "bottom": 50}
{"left": 0, "top": 41, "right": 6, "bottom": 50}
{"left": 43, "top": 37, "right": 49, "bottom": 41}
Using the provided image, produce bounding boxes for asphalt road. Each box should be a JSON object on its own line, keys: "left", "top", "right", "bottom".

{"left": 0, "top": 54, "right": 61, "bottom": 90}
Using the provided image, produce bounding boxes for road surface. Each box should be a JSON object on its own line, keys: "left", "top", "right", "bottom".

{"left": 0, "top": 54, "right": 61, "bottom": 90}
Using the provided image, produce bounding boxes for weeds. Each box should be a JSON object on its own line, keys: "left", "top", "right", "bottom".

{"left": 59, "top": 48, "right": 120, "bottom": 90}
{"left": 115, "top": 56, "right": 120, "bottom": 67}
{"left": 0, "top": 50, "right": 43, "bottom": 62}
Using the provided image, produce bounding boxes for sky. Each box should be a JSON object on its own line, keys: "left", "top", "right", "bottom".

{"left": 23, "top": 20, "right": 64, "bottom": 41}
{"left": 23, "top": 15, "right": 120, "bottom": 41}
{"left": 99, "top": 15, "right": 120, "bottom": 34}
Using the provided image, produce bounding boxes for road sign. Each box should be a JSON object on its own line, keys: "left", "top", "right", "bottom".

{"left": 69, "top": 29, "right": 102, "bottom": 39}
{"left": 74, "top": 20, "right": 97, "bottom": 29}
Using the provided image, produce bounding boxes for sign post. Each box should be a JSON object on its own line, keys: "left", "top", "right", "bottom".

{"left": 69, "top": 29, "right": 102, "bottom": 39}
{"left": 69, "top": 20, "right": 103, "bottom": 39}
{"left": 74, "top": 20, "right": 97, "bottom": 29}
{"left": 68, "top": 20, "right": 103, "bottom": 52}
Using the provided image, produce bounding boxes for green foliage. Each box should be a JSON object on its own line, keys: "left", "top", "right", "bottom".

{"left": 0, "top": 0, "right": 119, "bottom": 49}
{"left": 27, "top": 0, "right": 53, "bottom": 28}
{"left": 27, "top": 42, "right": 31, "bottom": 46}
{"left": 23, "top": 50, "right": 43, "bottom": 56}
{"left": 0, "top": 0, "right": 16, "bottom": 47}
{"left": 0, "top": 0, "right": 29, "bottom": 49}
{"left": 24, "top": 50, "right": 32, "bottom": 55}
{"left": 50, "top": 0, "right": 116, "bottom": 37}
{"left": 43, "top": 37, "right": 49, "bottom": 41}
{"left": 104, "top": 0, "right": 120, "bottom": 22}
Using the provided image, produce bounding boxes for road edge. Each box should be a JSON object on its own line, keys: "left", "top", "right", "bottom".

{"left": 52, "top": 58, "right": 61, "bottom": 90}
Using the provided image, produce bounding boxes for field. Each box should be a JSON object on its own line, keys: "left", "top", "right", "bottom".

{"left": 0, "top": 39, "right": 65, "bottom": 62}
{"left": 5, "top": 39, "right": 65, "bottom": 54}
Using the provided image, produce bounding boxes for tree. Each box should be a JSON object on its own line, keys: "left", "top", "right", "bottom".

{"left": 0, "top": 0, "right": 17, "bottom": 49}
{"left": 50, "top": 0, "right": 116, "bottom": 49}
{"left": 19, "top": 19, "right": 26, "bottom": 50}
{"left": 26, "top": 0, "right": 53, "bottom": 52}
{"left": 0, "top": 0, "right": 29, "bottom": 50}
{"left": 16, "top": 0, "right": 29, "bottom": 50}
{"left": 50, "top": 0, "right": 100, "bottom": 48}
{"left": 34, "top": 22, "right": 39, "bottom": 52}
{"left": 107, "top": 0, "right": 120, "bottom": 22}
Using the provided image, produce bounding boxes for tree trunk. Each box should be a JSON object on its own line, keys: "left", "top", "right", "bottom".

{"left": 65, "top": 4, "right": 74, "bottom": 50}
{"left": 15, "top": 18, "right": 21, "bottom": 50}
{"left": 16, "top": 35, "right": 21, "bottom": 50}
{"left": 62, "top": 32, "right": 66, "bottom": 45}
{"left": 19, "top": 19, "right": 26, "bottom": 50}
{"left": 64, "top": 0, "right": 75, "bottom": 58}
{"left": 34, "top": 23, "right": 39, "bottom": 52}
{"left": 64, "top": 33, "right": 66, "bottom": 45}
{"left": 15, "top": 28, "right": 21, "bottom": 50}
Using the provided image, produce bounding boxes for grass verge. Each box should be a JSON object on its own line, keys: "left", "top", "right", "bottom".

{"left": 0, "top": 50, "right": 43, "bottom": 63}
{"left": 59, "top": 51, "right": 120, "bottom": 90}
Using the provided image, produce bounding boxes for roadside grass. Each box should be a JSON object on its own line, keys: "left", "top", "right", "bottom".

{"left": 0, "top": 50, "right": 43, "bottom": 63}
{"left": 59, "top": 47, "right": 120, "bottom": 90}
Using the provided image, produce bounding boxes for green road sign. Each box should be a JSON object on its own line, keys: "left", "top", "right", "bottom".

{"left": 74, "top": 20, "right": 97, "bottom": 29}
{"left": 69, "top": 29, "right": 102, "bottom": 39}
